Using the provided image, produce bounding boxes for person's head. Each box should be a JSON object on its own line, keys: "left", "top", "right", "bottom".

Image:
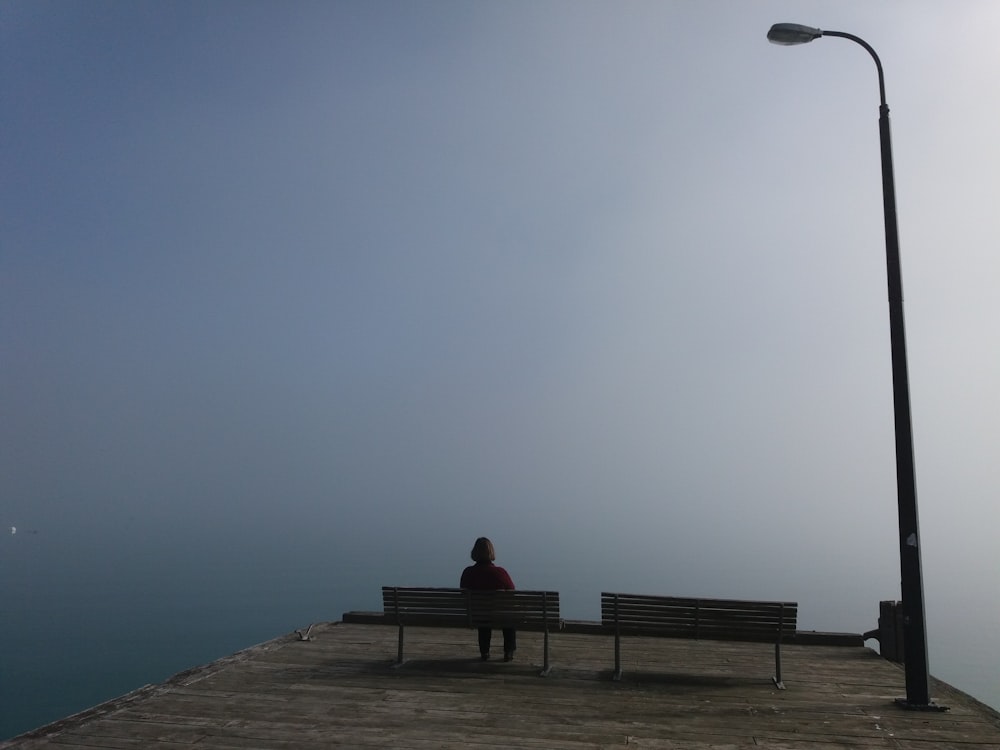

{"left": 470, "top": 537, "right": 495, "bottom": 563}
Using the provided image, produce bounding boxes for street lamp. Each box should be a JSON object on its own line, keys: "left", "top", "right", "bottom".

{"left": 767, "top": 23, "right": 944, "bottom": 711}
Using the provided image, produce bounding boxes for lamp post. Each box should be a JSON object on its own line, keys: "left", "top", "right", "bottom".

{"left": 766, "top": 23, "right": 943, "bottom": 711}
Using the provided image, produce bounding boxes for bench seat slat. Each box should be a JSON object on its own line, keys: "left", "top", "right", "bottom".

{"left": 606, "top": 606, "right": 795, "bottom": 620}
{"left": 601, "top": 599, "right": 795, "bottom": 613}
{"left": 606, "top": 616, "right": 795, "bottom": 628}
{"left": 602, "top": 596, "right": 795, "bottom": 611}
{"left": 601, "top": 591, "right": 796, "bottom": 607}
{"left": 608, "top": 616, "right": 796, "bottom": 629}
{"left": 607, "top": 625, "right": 794, "bottom": 642}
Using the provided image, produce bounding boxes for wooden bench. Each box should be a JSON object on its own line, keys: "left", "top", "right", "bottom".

{"left": 601, "top": 592, "right": 798, "bottom": 688}
{"left": 382, "top": 587, "right": 562, "bottom": 676}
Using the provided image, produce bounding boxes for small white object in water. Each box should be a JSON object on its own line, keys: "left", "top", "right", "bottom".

{"left": 10, "top": 526, "right": 14, "bottom": 535}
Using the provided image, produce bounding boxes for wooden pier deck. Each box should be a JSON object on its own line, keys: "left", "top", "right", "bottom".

{"left": 5, "top": 620, "right": 1000, "bottom": 749}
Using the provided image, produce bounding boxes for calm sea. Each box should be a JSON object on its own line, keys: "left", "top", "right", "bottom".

{"left": 2, "top": 525, "right": 998, "bottom": 740}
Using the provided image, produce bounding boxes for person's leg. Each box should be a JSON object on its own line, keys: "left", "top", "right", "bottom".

{"left": 502, "top": 629, "right": 516, "bottom": 661}
{"left": 478, "top": 628, "right": 492, "bottom": 659}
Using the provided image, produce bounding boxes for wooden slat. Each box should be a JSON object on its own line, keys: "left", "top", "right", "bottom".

{"left": 605, "top": 610, "right": 797, "bottom": 623}
{"left": 602, "top": 595, "right": 795, "bottom": 611}
{"left": 603, "top": 597, "right": 797, "bottom": 609}
{"left": 605, "top": 625, "right": 794, "bottom": 644}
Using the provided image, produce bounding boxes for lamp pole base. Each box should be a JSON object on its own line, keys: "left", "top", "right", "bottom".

{"left": 894, "top": 697, "right": 950, "bottom": 712}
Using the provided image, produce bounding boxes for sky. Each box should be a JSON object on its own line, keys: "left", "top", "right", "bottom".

{"left": 2, "top": 0, "right": 1000, "bottom": 710}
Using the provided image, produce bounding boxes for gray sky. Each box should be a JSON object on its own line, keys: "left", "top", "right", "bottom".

{"left": 3, "top": 0, "right": 999, "bottom": 677}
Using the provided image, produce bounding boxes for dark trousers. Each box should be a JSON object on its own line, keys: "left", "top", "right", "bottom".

{"left": 478, "top": 627, "right": 516, "bottom": 655}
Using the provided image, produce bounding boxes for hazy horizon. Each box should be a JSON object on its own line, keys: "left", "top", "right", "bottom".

{"left": 3, "top": 0, "right": 1000, "bottom": 736}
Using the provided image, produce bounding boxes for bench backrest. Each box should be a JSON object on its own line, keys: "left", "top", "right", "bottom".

{"left": 601, "top": 592, "right": 797, "bottom": 643}
{"left": 383, "top": 587, "right": 561, "bottom": 630}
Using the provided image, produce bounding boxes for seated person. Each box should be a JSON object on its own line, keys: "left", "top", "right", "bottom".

{"left": 460, "top": 536, "right": 516, "bottom": 661}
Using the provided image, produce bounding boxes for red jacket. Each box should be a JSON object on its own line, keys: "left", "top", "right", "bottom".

{"left": 460, "top": 561, "right": 515, "bottom": 590}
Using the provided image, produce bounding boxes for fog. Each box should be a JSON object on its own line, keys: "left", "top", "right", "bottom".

{"left": 3, "top": 1, "right": 999, "bottom": 727}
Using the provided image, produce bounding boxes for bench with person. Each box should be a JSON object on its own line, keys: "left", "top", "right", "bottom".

{"left": 382, "top": 586, "right": 562, "bottom": 676}
{"left": 601, "top": 592, "right": 798, "bottom": 688}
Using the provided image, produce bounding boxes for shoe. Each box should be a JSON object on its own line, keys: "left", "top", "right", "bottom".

{"left": 480, "top": 652, "right": 490, "bottom": 661}
{"left": 503, "top": 650, "right": 514, "bottom": 662}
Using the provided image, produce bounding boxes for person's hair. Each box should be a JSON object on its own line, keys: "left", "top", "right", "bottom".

{"left": 470, "top": 537, "right": 495, "bottom": 563}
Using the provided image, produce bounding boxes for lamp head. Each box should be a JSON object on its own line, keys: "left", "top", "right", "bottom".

{"left": 767, "top": 23, "right": 823, "bottom": 46}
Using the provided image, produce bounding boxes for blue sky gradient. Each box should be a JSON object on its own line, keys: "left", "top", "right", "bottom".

{"left": 3, "top": 0, "right": 1000, "bottom": 721}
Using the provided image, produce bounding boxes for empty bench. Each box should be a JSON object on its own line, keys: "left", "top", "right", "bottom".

{"left": 383, "top": 587, "right": 562, "bottom": 676}
{"left": 601, "top": 592, "right": 797, "bottom": 688}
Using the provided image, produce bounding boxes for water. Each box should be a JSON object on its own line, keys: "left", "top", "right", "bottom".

{"left": 2, "top": 525, "right": 997, "bottom": 740}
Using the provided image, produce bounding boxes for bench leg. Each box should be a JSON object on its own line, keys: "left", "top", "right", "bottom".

{"left": 392, "top": 624, "right": 405, "bottom": 668}
{"left": 613, "top": 631, "right": 622, "bottom": 681}
{"left": 539, "top": 627, "right": 552, "bottom": 677}
{"left": 773, "top": 642, "right": 785, "bottom": 689}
